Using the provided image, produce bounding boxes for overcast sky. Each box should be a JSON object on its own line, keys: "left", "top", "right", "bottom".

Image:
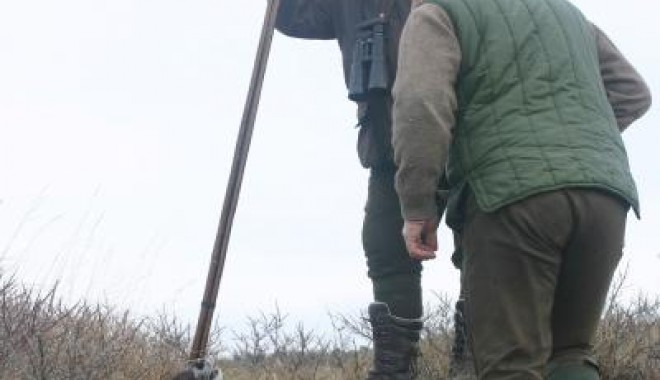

{"left": 1, "top": 0, "right": 658, "bottom": 337}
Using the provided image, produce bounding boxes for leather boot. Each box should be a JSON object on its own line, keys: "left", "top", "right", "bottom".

{"left": 449, "top": 298, "right": 472, "bottom": 376}
{"left": 366, "top": 302, "right": 423, "bottom": 380}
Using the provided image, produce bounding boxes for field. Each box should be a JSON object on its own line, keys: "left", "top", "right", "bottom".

{"left": 0, "top": 273, "right": 658, "bottom": 379}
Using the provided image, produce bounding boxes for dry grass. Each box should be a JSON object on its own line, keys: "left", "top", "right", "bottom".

{"left": 0, "top": 274, "right": 211, "bottom": 379}
{"left": 595, "top": 275, "right": 660, "bottom": 380}
{"left": 0, "top": 272, "right": 658, "bottom": 380}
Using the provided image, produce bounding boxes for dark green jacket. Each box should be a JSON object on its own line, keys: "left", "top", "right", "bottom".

{"left": 276, "top": 0, "right": 412, "bottom": 168}
{"left": 276, "top": 0, "right": 409, "bottom": 89}
{"left": 430, "top": 0, "right": 639, "bottom": 220}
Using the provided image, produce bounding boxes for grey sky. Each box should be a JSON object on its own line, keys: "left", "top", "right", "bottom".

{"left": 0, "top": 0, "right": 658, "bottom": 334}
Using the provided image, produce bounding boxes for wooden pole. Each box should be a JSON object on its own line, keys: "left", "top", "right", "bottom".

{"left": 189, "top": 0, "right": 281, "bottom": 361}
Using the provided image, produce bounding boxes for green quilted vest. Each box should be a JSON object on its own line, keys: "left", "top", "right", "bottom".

{"left": 427, "top": 0, "right": 639, "bottom": 225}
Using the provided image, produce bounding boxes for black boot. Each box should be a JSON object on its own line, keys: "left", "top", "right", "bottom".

{"left": 367, "top": 302, "right": 423, "bottom": 380}
{"left": 449, "top": 298, "right": 472, "bottom": 376}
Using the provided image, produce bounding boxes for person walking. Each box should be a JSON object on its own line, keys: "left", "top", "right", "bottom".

{"left": 391, "top": 0, "right": 651, "bottom": 378}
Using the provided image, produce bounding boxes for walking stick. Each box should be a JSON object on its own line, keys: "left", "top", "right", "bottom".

{"left": 173, "top": 1, "right": 280, "bottom": 378}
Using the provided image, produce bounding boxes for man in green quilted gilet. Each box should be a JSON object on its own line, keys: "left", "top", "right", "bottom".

{"left": 392, "top": 0, "right": 651, "bottom": 379}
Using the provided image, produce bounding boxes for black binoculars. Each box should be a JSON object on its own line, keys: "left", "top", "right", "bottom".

{"left": 348, "top": 16, "right": 390, "bottom": 102}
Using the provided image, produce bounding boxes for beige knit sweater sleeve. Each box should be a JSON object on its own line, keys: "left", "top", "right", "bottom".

{"left": 392, "top": 3, "right": 461, "bottom": 220}
{"left": 592, "top": 24, "right": 652, "bottom": 131}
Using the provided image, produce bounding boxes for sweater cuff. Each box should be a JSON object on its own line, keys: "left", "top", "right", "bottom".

{"left": 399, "top": 192, "right": 439, "bottom": 221}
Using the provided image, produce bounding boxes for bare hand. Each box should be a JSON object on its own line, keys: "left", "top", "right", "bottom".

{"left": 402, "top": 218, "right": 439, "bottom": 261}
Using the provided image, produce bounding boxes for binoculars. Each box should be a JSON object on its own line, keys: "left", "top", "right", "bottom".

{"left": 348, "top": 16, "right": 390, "bottom": 102}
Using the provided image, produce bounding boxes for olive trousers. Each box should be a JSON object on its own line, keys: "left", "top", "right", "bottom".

{"left": 460, "top": 188, "right": 627, "bottom": 379}
{"left": 363, "top": 164, "right": 423, "bottom": 319}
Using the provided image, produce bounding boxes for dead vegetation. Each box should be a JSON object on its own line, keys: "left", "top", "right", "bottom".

{"left": 0, "top": 272, "right": 658, "bottom": 380}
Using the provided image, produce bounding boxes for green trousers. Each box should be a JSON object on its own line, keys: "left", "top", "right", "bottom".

{"left": 363, "top": 164, "right": 423, "bottom": 319}
{"left": 460, "top": 188, "right": 627, "bottom": 379}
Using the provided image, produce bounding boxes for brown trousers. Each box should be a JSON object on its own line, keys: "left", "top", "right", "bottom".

{"left": 459, "top": 188, "right": 628, "bottom": 379}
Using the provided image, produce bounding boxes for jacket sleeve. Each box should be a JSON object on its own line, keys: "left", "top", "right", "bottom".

{"left": 275, "top": 0, "right": 335, "bottom": 40}
{"left": 592, "top": 24, "right": 652, "bottom": 131}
